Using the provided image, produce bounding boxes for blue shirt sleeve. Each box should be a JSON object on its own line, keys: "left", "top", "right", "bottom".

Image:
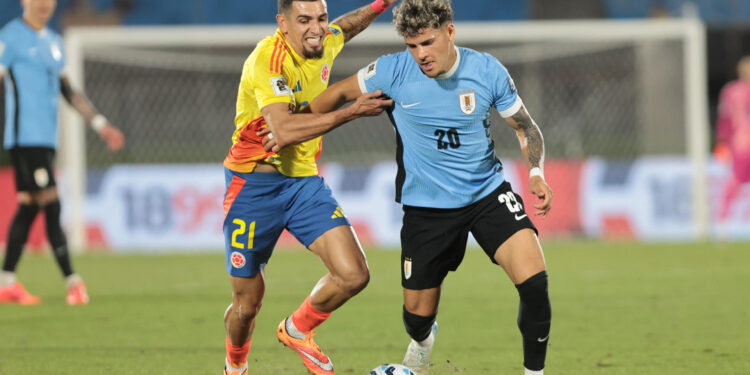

{"left": 356, "top": 53, "right": 400, "bottom": 97}
{"left": 488, "top": 54, "right": 522, "bottom": 118}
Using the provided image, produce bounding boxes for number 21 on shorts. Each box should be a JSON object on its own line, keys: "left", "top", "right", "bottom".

{"left": 231, "top": 219, "right": 256, "bottom": 249}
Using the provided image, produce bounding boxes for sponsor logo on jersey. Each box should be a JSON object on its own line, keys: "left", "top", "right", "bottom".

{"left": 270, "top": 76, "right": 292, "bottom": 96}
{"left": 291, "top": 80, "right": 302, "bottom": 93}
{"left": 50, "top": 42, "right": 62, "bottom": 61}
{"left": 321, "top": 63, "right": 330, "bottom": 83}
{"left": 459, "top": 89, "right": 476, "bottom": 115}
{"left": 231, "top": 251, "right": 246, "bottom": 268}
{"left": 404, "top": 258, "right": 412, "bottom": 279}
{"left": 509, "top": 77, "right": 517, "bottom": 95}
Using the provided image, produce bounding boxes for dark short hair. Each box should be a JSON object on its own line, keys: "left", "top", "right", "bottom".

{"left": 278, "top": 0, "right": 320, "bottom": 14}
{"left": 393, "top": 0, "right": 454, "bottom": 37}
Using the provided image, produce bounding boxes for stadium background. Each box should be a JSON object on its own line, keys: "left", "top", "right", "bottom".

{"left": 2, "top": 0, "right": 750, "bottom": 251}
{"left": 1, "top": 1, "right": 749, "bottom": 374}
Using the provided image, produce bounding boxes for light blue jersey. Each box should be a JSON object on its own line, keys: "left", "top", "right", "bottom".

{"left": 357, "top": 47, "right": 523, "bottom": 208}
{"left": 0, "top": 18, "right": 65, "bottom": 149}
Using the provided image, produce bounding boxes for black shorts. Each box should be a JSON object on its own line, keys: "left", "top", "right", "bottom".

{"left": 9, "top": 147, "right": 57, "bottom": 192}
{"left": 400, "top": 181, "right": 538, "bottom": 290}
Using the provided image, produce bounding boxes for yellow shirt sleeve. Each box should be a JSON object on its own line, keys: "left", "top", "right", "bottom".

{"left": 246, "top": 47, "right": 295, "bottom": 110}
{"left": 326, "top": 24, "right": 346, "bottom": 58}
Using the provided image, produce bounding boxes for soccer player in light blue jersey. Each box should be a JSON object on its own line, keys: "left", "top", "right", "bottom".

{"left": 0, "top": 0, "right": 124, "bottom": 305}
{"left": 262, "top": 1, "right": 554, "bottom": 373}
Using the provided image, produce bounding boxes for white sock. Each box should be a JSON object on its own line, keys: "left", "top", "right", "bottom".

{"left": 0, "top": 271, "right": 16, "bottom": 287}
{"left": 285, "top": 317, "right": 306, "bottom": 340}
{"left": 524, "top": 368, "right": 543, "bottom": 375}
{"left": 66, "top": 274, "right": 83, "bottom": 289}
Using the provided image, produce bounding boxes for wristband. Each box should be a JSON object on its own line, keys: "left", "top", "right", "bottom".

{"left": 370, "top": 0, "right": 390, "bottom": 14}
{"left": 529, "top": 167, "right": 544, "bottom": 180}
{"left": 91, "top": 114, "right": 108, "bottom": 132}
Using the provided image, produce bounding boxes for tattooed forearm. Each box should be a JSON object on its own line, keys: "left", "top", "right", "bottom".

{"left": 511, "top": 107, "right": 545, "bottom": 169}
{"left": 332, "top": 5, "right": 378, "bottom": 43}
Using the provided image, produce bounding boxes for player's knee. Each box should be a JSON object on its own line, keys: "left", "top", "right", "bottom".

{"left": 338, "top": 268, "right": 370, "bottom": 297}
{"left": 515, "top": 270, "right": 551, "bottom": 325}
{"left": 232, "top": 293, "right": 263, "bottom": 323}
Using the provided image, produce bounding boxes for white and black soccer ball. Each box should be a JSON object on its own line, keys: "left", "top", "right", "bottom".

{"left": 368, "top": 364, "right": 416, "bottom": 375}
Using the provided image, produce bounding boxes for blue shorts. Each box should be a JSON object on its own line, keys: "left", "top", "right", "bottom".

{"left": 222, "top": 168, "right": 350, "bottom": 277}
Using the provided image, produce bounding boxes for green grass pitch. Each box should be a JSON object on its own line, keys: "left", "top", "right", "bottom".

{"left": 0, "top": 241, "right": 748, "bottom": 374}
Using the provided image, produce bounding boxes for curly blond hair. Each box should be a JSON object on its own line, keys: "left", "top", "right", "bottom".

{"left": 392, "top": 0, "right": 454, "bottom": 37}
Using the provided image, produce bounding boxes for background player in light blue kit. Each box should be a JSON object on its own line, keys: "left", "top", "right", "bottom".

{"left": 0, "top": 0, "right": 124, "bottom": 305}
{"left": 262, "top": 0, "right": 554, "bottom": 373}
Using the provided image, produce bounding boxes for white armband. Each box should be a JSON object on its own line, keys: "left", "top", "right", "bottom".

{"left": 529, "top": 167, "right": 544, "bottom": 180}
{"left": 91, "top": 114, "right": 108, "bottom": 132}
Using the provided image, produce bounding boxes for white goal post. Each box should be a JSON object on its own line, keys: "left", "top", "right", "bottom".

{"left": 61, "top": 19, "right": 709, "bottom": 250}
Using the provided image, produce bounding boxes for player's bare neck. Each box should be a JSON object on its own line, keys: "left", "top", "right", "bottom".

{"left": 22, "top": 16, "right": 46, "bottom": 32}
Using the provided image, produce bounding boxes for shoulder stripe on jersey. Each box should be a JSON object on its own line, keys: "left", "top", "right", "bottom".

{"left": 386, "top": 110, "right": 405, "bottom": 203}
{"left": 269, "top": 38, "right": 281, "bottom": 73}
{"left": 9, "top": 69, "right": 20, "bottom": 148}
{"left": 277, "top": 50, "right": 287, "bottom": 74}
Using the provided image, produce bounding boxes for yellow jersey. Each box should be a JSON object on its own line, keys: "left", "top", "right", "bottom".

{"left": 223, "top": 25, "right": 345, "bottom": 177}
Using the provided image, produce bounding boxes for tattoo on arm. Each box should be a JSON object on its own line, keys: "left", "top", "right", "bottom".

{"left": 332, "top": 5, "right": 377, "bottom": 43}
{"left": 60, "top": 76, "right": 100, "bottom": 123}
{"left": 512, "top": 107, "right": 545, "bottom": 169}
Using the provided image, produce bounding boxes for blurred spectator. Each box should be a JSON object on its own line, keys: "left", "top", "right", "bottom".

{"left": 531, "top": 0, "right": 605, "bottom": 19}
{"left": 715, "top": 56, "right": 750, "bottom": 223}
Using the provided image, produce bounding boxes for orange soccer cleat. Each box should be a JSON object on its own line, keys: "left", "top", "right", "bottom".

{"left": 277, "top": 318, "right": 334, "bottom": 375}
{"left": 66, "top": 281, "right": 89, "bottom": 305}
{"left": 0, "top": 282, "right": 42, "bottom": 305}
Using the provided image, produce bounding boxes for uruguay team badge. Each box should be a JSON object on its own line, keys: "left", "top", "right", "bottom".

{"left": 404, "top": 258, "right": 412, "bottom": 280}
{"left": 231, "top": 251, "right": 246, "bottom": 268}
{"left": 459, "top": 89, "right": 476, "bottom": 115}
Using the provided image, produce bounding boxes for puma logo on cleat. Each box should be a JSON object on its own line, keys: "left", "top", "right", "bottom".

{"left": 299, "top": 350, "right": 334, "bottom": 371}
{"left": 514, "top": 214, "right": 528, "bottom": 221}
{"left": 537, "top": 334, "right": 550, "bottom": 342}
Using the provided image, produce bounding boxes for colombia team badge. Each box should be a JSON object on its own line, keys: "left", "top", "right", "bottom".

{"left": 321, "top": 63, "right": 330, "bottom": 83}
{"left": 459, "top": 89, "right": 476, "bottom": 115}
{"left": 231, "top": 251, "right": 246, "bottom": 268}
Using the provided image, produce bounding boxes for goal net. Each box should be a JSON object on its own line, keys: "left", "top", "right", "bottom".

{"left": 60, "top": 20, "right": 711, "bottom": 250}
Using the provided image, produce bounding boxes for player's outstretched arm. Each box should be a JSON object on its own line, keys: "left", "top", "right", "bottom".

{"left": 331, "top": 0, "right": 398, "bottom": 43}
{"left": 505, "top": 105, "right": 553, "bottom": 217}
{"left": 260, "top": 85, "right": 391, "bottom": 152}
{"left": 60, "top": 75, "right": 124, "bottom": 151}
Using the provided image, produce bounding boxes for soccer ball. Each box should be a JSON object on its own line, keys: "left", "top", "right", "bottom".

{"left": 368, "top": 364, "right": 416, "bottom": 375}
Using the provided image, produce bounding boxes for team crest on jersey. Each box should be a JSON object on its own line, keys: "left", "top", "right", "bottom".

{"left": 459, "top": 89, "right": 476, "bottom": 115}
{"left": 270, "top": 76, "right": 292, "bottom": 96}
{"left": 50, "top": 42, "right": 62, "bottom": 61}
{"left": 321, "top": 63, "right": 330, "bottom": 83}
{"left": 404, "top": 258, "right": 412, "bottom": 279}
{"left": 231, "top": 251, "right": 246, "bottom": 268}
{"left": 365, "top": 61, "right": 377, "bottom": 79}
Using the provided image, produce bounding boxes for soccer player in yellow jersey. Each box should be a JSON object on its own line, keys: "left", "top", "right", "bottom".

{"left": 221, "top": 1, "right": 395, "bottom": 374}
